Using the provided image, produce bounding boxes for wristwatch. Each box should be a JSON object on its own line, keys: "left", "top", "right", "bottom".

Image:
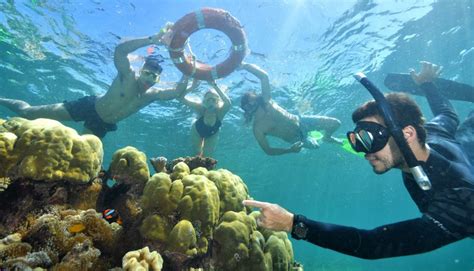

{"left": 291, "top": 214, "right": 308, "bottom": 240}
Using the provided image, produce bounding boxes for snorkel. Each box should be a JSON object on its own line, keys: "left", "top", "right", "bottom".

{"left": 354, "top": 72, "right": 432, "bottom": 190}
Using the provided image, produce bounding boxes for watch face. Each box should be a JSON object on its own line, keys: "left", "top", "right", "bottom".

{"left": 294, "top": 222, "right": 308, "bottom": 239}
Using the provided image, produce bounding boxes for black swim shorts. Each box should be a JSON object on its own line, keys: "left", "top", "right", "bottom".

{"left": 64, "top": 96, "right": 117, "bottom": 138}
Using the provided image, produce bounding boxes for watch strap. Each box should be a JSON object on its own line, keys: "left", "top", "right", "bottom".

{"left": 291, "top": 214, "right": 308, "bottom": 240}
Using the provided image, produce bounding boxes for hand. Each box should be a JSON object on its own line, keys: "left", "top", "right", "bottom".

{"left": 290, "top": 141, "right": 304, "bottom": 153}
{"left": 242, "top": 200, "right": 294, "bottom": 232}
{"left": 409, "top": 61, "right": 442, "bottom": 85}
{"left": 159, "top": 23, "right": 174, "bottom": 47}
{"left": 150, "top": 22, "right": 174, "bottom": 45}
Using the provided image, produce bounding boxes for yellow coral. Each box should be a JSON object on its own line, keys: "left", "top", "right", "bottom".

{"left": 264, "top": 233, "right": 294, "bottom": 271}
{"left": 0, "top": 132, "right": 18, "bottom": 177}
{"left": 212, "top": 211, "right": 262, "bottom": 270}
{"left": 206, "top": 169, "right": 250, "bottom": 216}
{"left": 122, "top": 246, "right": 163, "bottom": 271}
{"left": 0, "top": 118, "right": 102, "bottom": 182}
{"left": 0, "top": 177, "right": 11, "bottom": 192}
{"left": 177, "top": 174, "right": 220, "bottom": 242}
{"left": 167, "top": 220, "right": 198, "bottom": 256}
{"left": 109, "top": 146, "right": 149, "bottom": 185}
{"left": 141, "top": 173, "right": 183, "bottom": 216}
{"left": 139, "top": 215, "right": 172, "bottom": 243}
{"left": 170, "top": 161, "right": 190, "bottom": 180}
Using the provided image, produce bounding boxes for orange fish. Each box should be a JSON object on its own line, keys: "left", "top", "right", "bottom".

{"left": 67, "top": 223, "right": 86, "bottom": 233}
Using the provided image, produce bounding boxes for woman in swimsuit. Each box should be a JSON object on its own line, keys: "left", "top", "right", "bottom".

{"left": 179, "top": 80, "right": 231, "bottom": 156}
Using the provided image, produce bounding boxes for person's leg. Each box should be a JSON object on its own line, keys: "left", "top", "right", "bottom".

{"left": 191, "top": 123, "right": 205, "bottom": 156}
{"left": 299, "top": 115, "right": 342, "bottom": 145}
{"left": 0, "top": 98, "right": 72, "bottom": 120}
{"left": 202, "top": 133, "right": 219, "bottom": 157}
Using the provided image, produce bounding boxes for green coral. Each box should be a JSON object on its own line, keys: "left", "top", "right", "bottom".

{"left": 206, "top": 169, "right": 250, "bottom": 216}
{"left": 177, "top": 174, "right": 220, "bottom": 237}
{"left": 0, "top": 132, "right": 17, "bottom": 177}
{"left": 139, "top": 215, "right": 172, "bottom": 243}
{"left": 167, "top": 220, "right": 198, "bottom": 256}
{"left": 264, "top": 233, "right": 294, "bottom": 271}
{"left": 141, "top": 173, "right": 183, "bottom": 216}
{"left": 0, "top": 117, "right": 102, "bottom": 182}
{"left": 213, "top": 211, "right": 271, "bottom": 270}
{"left": 139, "top": 166, "right": 299, "bottom": 270}
{"left": 109, "top": 146, "right": 149, "bottom": 185}
{"left": 170, "top": 161, "right": 190, "bottom": 180}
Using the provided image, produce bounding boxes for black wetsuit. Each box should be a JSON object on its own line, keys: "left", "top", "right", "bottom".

{"left": 64, "top": 96, "right": 117, "bottom": 138}
{"left": 292, "top": 82, "right": 474, "bottom": 259}
{"left": 195, "top": 116, "right": 222, "bottom": 138}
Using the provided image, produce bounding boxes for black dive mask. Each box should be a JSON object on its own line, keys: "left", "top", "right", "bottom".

{"left": 347, "top": 121, "right": 391, "bottom": 154}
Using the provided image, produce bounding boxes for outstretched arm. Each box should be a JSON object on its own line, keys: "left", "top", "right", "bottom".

{"left": 254, "top": 128, "right": 303, "bottom": 156}
{"left": 241, "top": 63, "right": 271, "bottom": 102}
{"left": 243, "top": 199, "right": 460, "bottom": 260}
{"left": 114, "top": 23, "right": 173, "bottom": 76}
{"left": 143, "top": 75, "right": 190, "bottom": 102}
{"left": 410, "top": 61, "right": 459, "bottom": 136}
{"left": 178, "top": 79, "right": 202, "bottom": 112}
{"left": 209, "top": 81, "right": 232, "bottom": 114}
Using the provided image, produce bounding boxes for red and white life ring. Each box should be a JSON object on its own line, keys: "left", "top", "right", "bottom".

{"left": 168, "top": 8, "right": 247, "bottom": 81}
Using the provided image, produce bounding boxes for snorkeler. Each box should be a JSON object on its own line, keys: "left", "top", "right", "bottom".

{"left": 178, "top": 79, "right": 231, "bottom": 157}
{"left": 244, "top": 61, "right": 474, "bottom": 258}
{"left": 239, "top": 63, "right": 342, "bottom": 156}
{"left": 0, "top": 23, "right": 188, "bottom": 138}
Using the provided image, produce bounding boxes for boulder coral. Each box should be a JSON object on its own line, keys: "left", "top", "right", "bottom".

{"left": 0, "top": 139, "right": 302, "bottom": 270}
{"left": 109, "top": 146, "right": 149, "bottom": 186}
{"left": 0, "top": 117, "right": 103, "bottom": 183}
{"left": 205, "top": 169, "right": 250, "bottom": 216}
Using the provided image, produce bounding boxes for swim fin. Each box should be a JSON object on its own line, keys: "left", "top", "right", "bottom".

{"left": 308, "top": 131, "right": 364, "bottom": 157}
{"left": 384, "top": 73, "right": 474, "bottom": 103}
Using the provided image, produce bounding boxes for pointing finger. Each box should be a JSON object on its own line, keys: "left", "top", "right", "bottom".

{"left": 242, "top": 199, "right": 270, "bottom": 209}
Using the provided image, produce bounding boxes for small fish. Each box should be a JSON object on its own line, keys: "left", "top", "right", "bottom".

{"left": 68, "top": 223, "right": 86, "bottom": 233}
{"left": 102, "top": 209, "right": 123, "bottom": 225}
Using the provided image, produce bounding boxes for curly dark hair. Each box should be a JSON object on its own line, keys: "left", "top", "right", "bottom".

{"left": 352, "top": 93, "right": 427, "bottom": 144}
{"left": 143, "top": 55, "right": 163, "bottom": 74}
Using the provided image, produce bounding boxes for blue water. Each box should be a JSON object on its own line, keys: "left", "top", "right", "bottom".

{"left": 0, "top": 0, "right": 473, "bottom": 270}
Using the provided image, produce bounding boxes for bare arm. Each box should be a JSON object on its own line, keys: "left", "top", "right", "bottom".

{"left": 114, "top": 24, "right": 172, "bottom": 76}
{"left": 210, "top": 81, "right": 232, "bottom": 114}
{"left": 242, "top": 63, "right": 271, "bottom": 102}
{"left": 143, "top": 75, "right": 190, "bottom": 102}
{"left": 254, "top": 127, "right": 302, "bottom": 156}
{"left": 178, "top": 79, "right": 202, "bottom": 112}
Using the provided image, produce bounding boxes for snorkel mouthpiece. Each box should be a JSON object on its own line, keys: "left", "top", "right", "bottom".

{"left": 353, "top": 72, "right": 432, "bottom": 190}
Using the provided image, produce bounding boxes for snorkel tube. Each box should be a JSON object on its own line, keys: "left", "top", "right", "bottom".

{"left": 353, "top": 72, "right": 432, "bottom": 190}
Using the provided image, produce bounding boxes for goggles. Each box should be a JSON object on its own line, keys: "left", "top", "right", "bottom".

{"left": 142, "top": 70, "right": 161, "bottom": 83}
{"left": 346, "top": 121, "right": 390, "bottom": 154}
{"left": 241, "top": 101, "right": 258, "bottom": 112}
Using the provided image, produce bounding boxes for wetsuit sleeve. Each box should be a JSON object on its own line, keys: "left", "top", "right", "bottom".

{"left": 421, "top": 82, "right": 459, "bottom": 138}
{"left": 294, "top": 215, "right": 458, "bottom": 259}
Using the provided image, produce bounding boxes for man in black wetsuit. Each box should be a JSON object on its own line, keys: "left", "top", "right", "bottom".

{"left": 243, "top": 61, "right": 474, "bottom": 259}
{"left": 0, "top": 23, "right": 188, "bottom": 138}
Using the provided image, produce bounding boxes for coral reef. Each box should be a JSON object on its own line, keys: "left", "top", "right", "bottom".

{"left": 166, "top": 156, "right": 218, "bottom": 172}
{"left": 109, "top": 146, "right": 149, "bottom": 187}
{"left": 0, "top": 117, "right": 103, "bottom": 182}
{"left": 122, "top": 246, "right": 163, "bottom": 271}
{"left": 0, "top": 138, "right": 302, "bottom": 270}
